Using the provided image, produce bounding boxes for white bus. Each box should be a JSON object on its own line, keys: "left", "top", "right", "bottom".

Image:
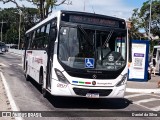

{"left": 23, "top": 10, "right": 131, "bottom": 98}
{"left": 151, "top": 45, "right": 160, "bottom": 74}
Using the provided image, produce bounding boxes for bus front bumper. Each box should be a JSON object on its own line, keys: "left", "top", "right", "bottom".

{"left": 51, "top": 81, "right": 126, "bottom": 98}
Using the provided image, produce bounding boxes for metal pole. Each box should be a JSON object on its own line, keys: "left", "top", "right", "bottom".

{"left": 149, "top": 0, "right": 152, "bottom": 40}
{"left": 84, "top": 0, "right": 85, "bottom": 11}
{"left": 0, "top": 20, "right": 3, "bottom": 42}
{"left": 18, "top": 10, "right": 22, "bottom": 49}
{"left": 0, "top": 20, "right": 7, "bottom": 42}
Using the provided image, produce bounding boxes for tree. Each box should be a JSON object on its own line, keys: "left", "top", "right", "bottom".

{"left": 129, "top": 8, "right": 144, "bottom": 40}
{"left": 28, "top": 0, "right": 67, "bottom": 20}
{"left": 139, "top": 0, "right": 160, "bottom": 39}
{"left": 0, "top": 0, "right": 68, "bottom": 20}
{"left": 0, "top": 8, "right": 39, "bottom": 45}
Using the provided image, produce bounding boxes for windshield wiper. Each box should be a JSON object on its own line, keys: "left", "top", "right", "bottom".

{"left": 103, "top": 30, "right": 114, "bottom": 48}
{"left": 77, "top": 25, "right": 93, "bottom": 47}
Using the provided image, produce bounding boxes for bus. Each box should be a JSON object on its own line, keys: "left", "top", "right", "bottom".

{"left": 151, "top": 45, "right": 160, "bottom": 74}
{"left": 0, "top": 42, "right": 7, "bottom": 54}
{"left": 23, "top": 10, "right": 131, "bottom": 98}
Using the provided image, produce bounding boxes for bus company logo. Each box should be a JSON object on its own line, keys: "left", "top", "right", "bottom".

{"left": 92, "top": 81, "right": 96, "bottom": 85}
{"left": 108, "top": 54, "right": 114, "bottom": 61}
{"left": 92, "top": 74, "right": 97, "bottom": 79}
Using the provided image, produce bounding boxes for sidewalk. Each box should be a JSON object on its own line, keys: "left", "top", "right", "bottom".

{"left": 126, "top": 74, "right": 160, "bottom": 93}
{"left": 0, "top": 69, "right": 14, "bottom": 120}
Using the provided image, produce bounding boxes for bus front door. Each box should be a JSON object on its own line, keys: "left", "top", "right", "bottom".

{"left": 46, "top": 27, "right": 57, "bottom": 90}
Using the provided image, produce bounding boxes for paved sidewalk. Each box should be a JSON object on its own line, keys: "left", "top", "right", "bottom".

{"left": 126, "top": 74, "right": 160, "bottom": 93}
{"left": 0, "top": 70, "right": 14, "bottom": 120}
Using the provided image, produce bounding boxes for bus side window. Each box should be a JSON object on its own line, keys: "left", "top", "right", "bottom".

{"left": 40, "top": 26, "right": 45, "bottom": 49}
{"left": 44, "top": 23, "right": 51, "bottom": 51}
{"left": 29, "top": 31, "right": 36, "bottom": 49}
{"left": 25, "top": 35, "right": 30, "bottom": 49}
{"left": 50, "top": 19, "right": 57, "bottom": 41}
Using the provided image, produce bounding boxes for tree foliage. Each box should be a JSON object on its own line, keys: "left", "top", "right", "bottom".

{"left": 0, "top": 8, "right": 39, "bottom": 45}
{"left": 129, "top": 8, "right": 144, "bottom": 40}
{"left": 0, "top": 0, "right": 67, "bottom": 20}
{"left": 129, "top": 0, "right": 160, "bottom": 42}
{"left": 139, "top": 0, "right": 160, "bottom": 39}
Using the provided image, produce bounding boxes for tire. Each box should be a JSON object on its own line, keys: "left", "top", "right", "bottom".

{"left": 42, "top": 88, "right": 48, "bottom": 98}
{"left": 39, "top": 72, "right": 43, "bottom": 93}
{"left": 39, "top": 71, "right": 48, "bottom": 97}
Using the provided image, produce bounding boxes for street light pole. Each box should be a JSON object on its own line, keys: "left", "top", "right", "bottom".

{"left": 18, "top": 9, "right": 22, "bottom": 49}
{"left": 149, "top": 0, "right": 152, "bottom": 40}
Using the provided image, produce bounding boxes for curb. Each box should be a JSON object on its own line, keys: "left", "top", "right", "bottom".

{"left": 126, "top": 88, "right": 160, "bottom": 93}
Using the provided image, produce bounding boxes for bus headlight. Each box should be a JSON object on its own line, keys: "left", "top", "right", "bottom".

{"left": 116, "top": 73, "right": 128, "bottom": 87}
{"left": 54, "top": 68, "right": 70, "bottom": 84}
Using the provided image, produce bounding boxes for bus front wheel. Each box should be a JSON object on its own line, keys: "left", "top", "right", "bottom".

{"left": 42, "top": 88, "right": 48, "bottom": 98}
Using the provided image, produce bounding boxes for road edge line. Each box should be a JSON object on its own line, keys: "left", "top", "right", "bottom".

{"left": 0, "top": 72, "right": 24, "bottom": 120}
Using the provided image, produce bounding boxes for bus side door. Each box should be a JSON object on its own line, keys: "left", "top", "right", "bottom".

{"left": 46, "top": 21, "right": 57, "bottom": 90}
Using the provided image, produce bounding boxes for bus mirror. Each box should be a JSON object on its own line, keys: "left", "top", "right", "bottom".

{"left": 129, "top": 38, "right": 132, "bottom": 62}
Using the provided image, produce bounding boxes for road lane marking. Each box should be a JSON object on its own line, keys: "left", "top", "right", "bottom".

{"left": 134, "top": 98, "right": 160, "bottom": 104}
{"left": 18, "top": 64, "right": 22, "bottom": 67}
{"left": 150, "top": 106, "right": 160, "bottom": 111}
{"left": 124, "top": 93, "right": 147, "bottom": 98}
{"left": 0, "top": 63, "right": 7, "bottom": 67}
{"left": 0, "top": 72, "right": 23, "bottom": 120}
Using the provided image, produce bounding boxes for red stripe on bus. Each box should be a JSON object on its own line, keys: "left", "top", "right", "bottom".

{"left": 85, "top": 82, "right": 91, "bottom": 84}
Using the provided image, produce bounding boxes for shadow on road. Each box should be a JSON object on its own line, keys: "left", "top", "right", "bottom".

{"left": 47, "top": 96, "right": 132, "bottom": 109}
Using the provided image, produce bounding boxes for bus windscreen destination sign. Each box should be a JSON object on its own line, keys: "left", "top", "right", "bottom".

{"left": 69, "top": 15, "right": 120, "bottom": 27}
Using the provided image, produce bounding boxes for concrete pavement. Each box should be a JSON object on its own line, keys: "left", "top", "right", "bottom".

{"left": 126, "top": 74, "right": 160, "bottom": 93}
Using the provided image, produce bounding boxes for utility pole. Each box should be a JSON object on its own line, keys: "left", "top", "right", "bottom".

{"left": 84, "top": 0, "right": 85, "bottom": 11}
{"left": 0, "top": 20, "right": 6, "bottom": 42}
{"left": 18, "top": 9, "right": 22, "bottom": 49}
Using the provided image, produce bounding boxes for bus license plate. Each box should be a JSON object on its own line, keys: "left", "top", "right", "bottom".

{"left": 86, "top": 93, "right": 99, "bottom": 98}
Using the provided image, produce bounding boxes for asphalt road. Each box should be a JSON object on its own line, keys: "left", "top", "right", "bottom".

{"left": 0, "top": 52, "right": 160, "bottom": 120}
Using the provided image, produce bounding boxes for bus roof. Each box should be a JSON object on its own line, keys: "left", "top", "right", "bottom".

{"left": 25, "top": 10, "right": 126, "bottom": 35}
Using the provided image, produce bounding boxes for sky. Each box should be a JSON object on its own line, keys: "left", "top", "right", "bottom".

{"left": 0, "top": 0, "right": 148, "bottom": 19}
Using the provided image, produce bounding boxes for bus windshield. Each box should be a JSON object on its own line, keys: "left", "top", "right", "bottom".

{"left": 58, "top": 25, "right": 127, "bottom": 71}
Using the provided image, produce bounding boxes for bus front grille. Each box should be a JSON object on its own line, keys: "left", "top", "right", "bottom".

{"left": 73, "top": 88, "right": 112, "bottom": 96}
